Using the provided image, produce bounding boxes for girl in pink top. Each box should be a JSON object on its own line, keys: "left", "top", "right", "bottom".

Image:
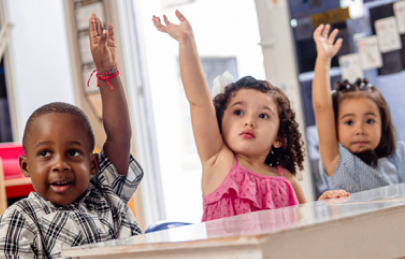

{"left": 152, "top": 11, "right": 349, "bottom": 221}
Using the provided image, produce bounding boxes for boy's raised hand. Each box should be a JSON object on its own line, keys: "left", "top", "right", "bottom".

{"left": 152, "top": 10, "right": 193, "bottom": 43}
{"left": 89, "top": 13, "right": 118, "bottom": 73}
{"left": 313, "top": 24, "right": 342, "bottom": 61}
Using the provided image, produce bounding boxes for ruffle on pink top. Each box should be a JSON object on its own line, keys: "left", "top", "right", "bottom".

{"left": 202, "top": 158, "right": 299, "bottom": 221}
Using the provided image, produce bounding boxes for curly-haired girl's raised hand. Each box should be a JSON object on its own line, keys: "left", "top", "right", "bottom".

{"left": 152, "top": 10, "right": 225, "bottom": 176}
{"left": 313, "top": 24, "right": 342, "bottom": 61}
{"left": 152, "top": 10, "right": 193, "bottom": 44}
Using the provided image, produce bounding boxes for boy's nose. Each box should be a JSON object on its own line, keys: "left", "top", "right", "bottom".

{"left": 52, "top": 156, "right": 70, "bottom": 172}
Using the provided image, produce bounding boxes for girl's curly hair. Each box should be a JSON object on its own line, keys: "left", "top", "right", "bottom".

{"left": 332, "top": 78, "right": 396, "bottom": 159}
{"left": 213, "top": 76, "right": 304, "bottom": 175}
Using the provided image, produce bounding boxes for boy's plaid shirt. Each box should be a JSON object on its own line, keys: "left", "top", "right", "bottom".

{"left": 0, "top": 150, "right": 144, "bottom": 259}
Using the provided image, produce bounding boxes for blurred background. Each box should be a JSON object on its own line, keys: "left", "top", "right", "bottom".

{"left": 0, "top": 0, "right": 404, "bottom": 230}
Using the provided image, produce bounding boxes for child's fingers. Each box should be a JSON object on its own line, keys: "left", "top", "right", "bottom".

{"left": 321, "top": 24, "right": 330, "bottom": 38}
{"left": 93, "top": 14, "right": 103, "bottom": 35}
{"left": 334, "top": 189, "right": 350, "bottom": 197}
{"left": 326, "top": 190, "right": 335, "bottom": 198}
{"left": 175, "top": 9, "right": 187, "bottom": 22}
{"left": 89, "top": 18, "right": 96, "bottom": 41}
{"left": 328, "top": 28, "right": 339, "bottom": 44}
{"left": 99, "top": 30, "right": 108, "bottom": 47}
{"left": 318, "top": 190, "right": 334, "bottom": 200}
{"left": 152, "top": 16, "right": 166, "bottom": 32}
{"left": 334, "top": 38, "right": 343, "bottom": 50}
{"left": 313, "top": 24, "right": 324, "bottom": 40}
{"left": 107, "top": 23, "right": 115, "bottom": 43}
{"left": 163, "top": 14, "right": 171, "bottom": 26}
{"left": 90, "top": 13, "right": 103, "bottom": 36}
{"left": 152, "top": 15, "right": 161, "bottom": 24}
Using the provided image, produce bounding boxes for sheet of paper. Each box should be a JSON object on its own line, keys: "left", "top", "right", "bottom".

{"left": 357, "top": 35, "right": 383, "bottom": 70}
{"left": 75, "top": 2, "right": 104, "bottom": 31}
{"left": 375, "top": 16, "right": 402, "bottom": 53}
{"left": 339, "top": 53, "right": 364, "bottom": 83}
{"left": 394, "top": 1, "right": 405, "bottom": 34}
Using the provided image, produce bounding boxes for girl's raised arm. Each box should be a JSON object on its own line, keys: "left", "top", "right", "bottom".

{"left": 152, "top": 11, "right": 225, "bottom": 165}
{"left": 312, "top": 24, "right": 342, "bottom": 176}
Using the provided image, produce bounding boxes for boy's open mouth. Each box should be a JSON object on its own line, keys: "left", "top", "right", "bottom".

{"left": 50, "top": 180, "right": 73, "bottom": 193}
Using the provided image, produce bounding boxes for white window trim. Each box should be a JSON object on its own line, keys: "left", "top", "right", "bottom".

{"left": 114, "top": 0, "right": 166, "bottom": 228}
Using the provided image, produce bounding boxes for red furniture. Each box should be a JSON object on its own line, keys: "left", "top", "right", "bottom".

{"left": 0, "top": 143, "right": 34, "bottom": 199}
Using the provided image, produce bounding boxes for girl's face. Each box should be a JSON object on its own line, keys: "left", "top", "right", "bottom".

{"left": 221, "top": 89, "right": 280, "bottom": 159}
{"left": 337, "top": 97, "right": 382, "bottom": 153}
{"left": 19, "top": 113, "right": 98, "bottom": 206}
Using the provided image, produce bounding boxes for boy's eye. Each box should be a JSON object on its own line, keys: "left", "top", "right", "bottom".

{"left": 68, "top": 150, "right": 80, "bottom": 157}
{"left": 39, "top": 150, "right": 50, "bottom": 157}
{"left": 259, "top": 114, "right": 269, "bottom": 119}
{"left": 366, "top": 119, "right": 375, "bottom": 124}
{"left": 344, "top": 120, "right": 353, "bottom": 126}
{"left": 234, "top": 110, "right": 244, "bottom": 116}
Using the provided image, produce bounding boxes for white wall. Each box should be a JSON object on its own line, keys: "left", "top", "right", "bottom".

{"left": 3, "top": 0, "right": 75, "bottom": 141}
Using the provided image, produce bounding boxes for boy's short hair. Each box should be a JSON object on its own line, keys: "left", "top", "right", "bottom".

{"left": 22, "top": 102, "right": 95, "bottom": 153}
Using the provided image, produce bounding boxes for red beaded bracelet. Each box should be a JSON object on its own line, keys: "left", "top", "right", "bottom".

{"left": 87, "top": 67, "right": 119, "bottom": 90}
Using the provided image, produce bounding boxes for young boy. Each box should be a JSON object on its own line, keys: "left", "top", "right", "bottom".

{"left": 0, "top": 14, "right": 143, "bottom": 258}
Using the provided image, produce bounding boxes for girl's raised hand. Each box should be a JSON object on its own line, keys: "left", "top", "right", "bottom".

{"left": 89, "top": 13, "right": 118, "bottom": 73}
{"left": 313, "top": 24, "right": 342, "bottom": 61}
{"left": 152, "top": 10, "right": 193, "bottom": 43}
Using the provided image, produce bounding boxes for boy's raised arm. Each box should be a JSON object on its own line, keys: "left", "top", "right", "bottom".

{"left": 89, "top": 14, "right": 131, "bottom": 176}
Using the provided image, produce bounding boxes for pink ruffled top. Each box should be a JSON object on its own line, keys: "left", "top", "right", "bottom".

{"left": 202, "top": 158, "right": 299, "bottom": 221}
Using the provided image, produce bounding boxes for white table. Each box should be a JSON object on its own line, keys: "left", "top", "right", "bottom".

{"left": 62, "top": 183, "right": 405, "bottom": 259}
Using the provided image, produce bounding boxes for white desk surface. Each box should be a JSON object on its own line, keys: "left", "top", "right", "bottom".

{"left": 62, "top": 183, "right": 405, "bottom": 259}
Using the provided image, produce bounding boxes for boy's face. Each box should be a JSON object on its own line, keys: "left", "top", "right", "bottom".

{"left": 20, "top": 113, "right": 98, "bottom": 206}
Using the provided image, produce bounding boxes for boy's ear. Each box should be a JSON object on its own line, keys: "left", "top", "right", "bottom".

{"left": 90, "top": 153, "right": 99, "bottom": 175}
{"left": 19, "top": 155, "right": 30, "bottom": 177}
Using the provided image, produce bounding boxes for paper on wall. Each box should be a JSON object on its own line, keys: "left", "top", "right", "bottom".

{"left": 375, "top": 16, "right": 402, "bottom": 53}
{"left": 394, "top": 1, "right": 405, "bottom": 34}
{"left": 357, "top": 35, "right": 383, "bottom": 70}
{"left": 339, "top": 53, "right": 364, "bottom": 83}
